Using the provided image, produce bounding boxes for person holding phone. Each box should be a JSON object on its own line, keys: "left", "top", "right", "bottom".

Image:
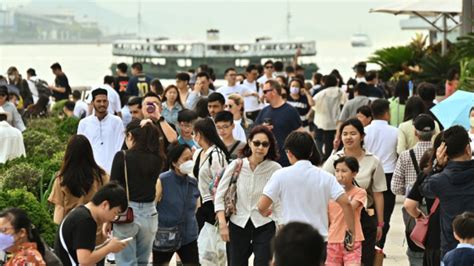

{"left": 326, "top": 156, "right": 366, "bottom": 266}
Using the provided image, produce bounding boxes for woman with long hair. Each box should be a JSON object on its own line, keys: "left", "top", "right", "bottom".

{"left": 226, "top": 93, "right": 254, "bottom": 137}
{"left": 152, "top": 144, "right": 200, "bottom": 265}
{"left": 161, "top": 85, "right": 184, "bottom": 127}
{"left": 111, "top": 119, "right": 165, "bottom": 266}
{"left": 48, "top": 134, "right": 108, "bottom": 224}
{"left": 215, "top": 126, "right": 281, "bottom": 266}
{"left": 0, "top": 208, "right": 46, "bottom": 265}
{"left": 323, "top": 118, "right": 386, "bottom": 266}
{"left": 192, "top": 117, "right": 230, "bottom": 230}
{"left": 389, "top": 79, "right": 410, "bottom": 127}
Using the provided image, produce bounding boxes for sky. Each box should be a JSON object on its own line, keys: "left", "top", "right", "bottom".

{"left": 4, "top": 0, "right": 416, "bottom": 42}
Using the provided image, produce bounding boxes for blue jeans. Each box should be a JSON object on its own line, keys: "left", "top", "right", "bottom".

{"left": 407, "top": 247, "right": 424, "bottom": 266}
{"left": 114, "top": 201, "right": 158, "bottom": 266}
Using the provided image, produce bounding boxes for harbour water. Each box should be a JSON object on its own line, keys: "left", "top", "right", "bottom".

{"left": 0, "top": 39, "right": 405, "bottom": 87}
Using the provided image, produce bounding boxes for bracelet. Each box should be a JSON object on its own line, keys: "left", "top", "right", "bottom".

{"left": 377, "top": 222, "right": 385, "bottom": 228}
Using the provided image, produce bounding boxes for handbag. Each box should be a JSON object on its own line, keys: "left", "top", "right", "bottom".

{"left": 223, "top": 158, "right": 244, "bottom": 217}
{"left": 409, "top": 197, "right": 440, "bottom": 249}
{"left": 113, "top": 151, "right": 134, "bottom": 224}
{"left": 153, "top": 178, "right": 189, "bottom": 252}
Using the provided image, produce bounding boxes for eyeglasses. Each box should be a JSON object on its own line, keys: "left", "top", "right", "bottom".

{"left": 179, "top": 122, "right": 193, "bottom": 129}
{"left": 263, "top": 89, "right": 273, "bottom": 94}
{"left": 216, "top": 125, "right": 232, "bottom": 131}
{"left": 252, "top": 140, "right": 270, "bottom": 148}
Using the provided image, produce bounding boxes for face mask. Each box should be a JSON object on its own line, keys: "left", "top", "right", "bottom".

{"left": 470, "top": 117, "right": 474, "bottom": 128}
{"left": 0, "top": 233, "right": 15, "bottom": 251}
{"left": 179, "top": 160, "right": 194, "bottom": 175}
{"left": 290, "top": 87, "right": 300, "bottom": 94}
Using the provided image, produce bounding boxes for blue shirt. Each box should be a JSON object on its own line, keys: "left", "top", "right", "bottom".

{"left": 178, "top": 136, "right": 198, "bottom": 149}
{"left": 442, "top": 243, "right": 474, "bottom": 266}
{"left": 161, "top": 102, "right": 183, "bottom": 127}
{"left": 157, "top": 170, "right": 200, "bottom": 245}
{"left": 255, "top": 103, "right": 302, "bottom": 166}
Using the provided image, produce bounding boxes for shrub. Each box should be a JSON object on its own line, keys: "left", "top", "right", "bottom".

{"left": 22, "top": 130, "right": 50, "bottom": 156}
{"left": 30, "top": 136, "right": 64, "bottom": 159}
{"left": 0, "top": 189, "right": 57, "bottom": 246}
{"left": 25, "top": 118, "right": 58, "bottom": 136}
{"left": 0, "top": 162, "right": 42, "bottom": 197}
{"left": 56, "top": 116, "right": 79, "bottom": 142}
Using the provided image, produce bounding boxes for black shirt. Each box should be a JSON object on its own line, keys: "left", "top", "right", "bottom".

{"left": 115, "top": 76, "right": 129, "bottom": 107}
{"left": 54, "top": 205, "right": 97, "bottom": 266}
{"left": 54, "top": 73, "right": 72, "bottom": 101}
{"left": 110, "top": 150, "right": 162, "bottom": 202}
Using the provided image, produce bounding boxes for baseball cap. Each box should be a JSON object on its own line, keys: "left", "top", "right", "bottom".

{"left": 413, "top": 114, "right": 435, "bottom": 132}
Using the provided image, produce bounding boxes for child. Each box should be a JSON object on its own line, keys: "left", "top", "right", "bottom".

{"left": 442, "top": 212, "right": 474, "bottom": 266}
{"left": 214, "top": 111, "right": 246, "bottom": 160}
{"left": 177, "top": 109, "right": 198, "bottom": 149}
{"left": 326, "top": 156, "right": 366, "bottom": 266}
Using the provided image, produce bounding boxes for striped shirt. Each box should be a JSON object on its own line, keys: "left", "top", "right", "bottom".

{"left": 287, "top": 95, "right": 310, "bottom": 127}
{"left": 391, "top": 141, "right": 432, "bottom": 195}
{"left": 214, "top": 158, "right": 282, "bottom": 228}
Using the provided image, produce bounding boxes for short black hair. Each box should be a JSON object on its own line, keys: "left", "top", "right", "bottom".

{"left": 64, "top": 101, "right": 75, "bottom": 111}
{"left": 176, "top": 72, "right": 190, "bottom": 82}
{"left": 103, "top": 75, "right": 115, "bottom": 86}
{"left": 131, "top": 62, "right": 143, "bottom": 72}
{"left": 334, "top": 156, "right": 359, "bottom": 172}
{"left": 285, "top": 65, "right": 294, "bottom": 73}
{"left": 167, "top": 144, "right": 192, "bottom": 171}
{"left": 355, "top": 82, "right": 369, "bottom": 96}
{"left": 91, "top": 182, "right": 128, "bottom": 212}
{"left": 274, "top": 61, "right": 284, "bottom": 72}
{"left": 151, "top": 78, "right": 164, "bottom": 95}
{"left": 263, "top": 60, "right": 274, "bottom": 67}
{"left": 417, "top": 82, "right": 436, "bottom": 102}
{"left": 224, "top": 67, "right": 236, "bottom": 76}
{"left": 371, "top": 99, "right": 390, "bottom": 118}
{"left": 128, "top": 96, "right": 142, "bottom": 108}
{"left": 143, "top": 91, "right": 161, "bottom": 102}
{"left": 272, "top": 222, "right": 324, "bottom": 266}
{"left": 177, "top": 109, "right": 198, "bottom": 123}
{"left": 26, "top": 68, "right": 36, "bottom": 77}
{"left": 246, "top": 64, "right": 258, "bottom": 73}
{"left": 325, "top": 74, "right": 338, "bottom": 87}
{"left": 453, "top": 211, "right": 474, "bottom": 239}
{"left": 365, "top": 70, "right": 378, "bottom": 82}
{"left": 50, "top": 62, "right": 61, "bottom": 71}
{"left": 72, "top": 90, "right": 82, "bottom": 100}
{"left": 117, "top": 62, "right": 128, "bottom": 73}
{"left": 356, "top": 105, "right": 372, "bottom": 119}
{"left": 284, "top": 131, "right": 321, "bottom": 166}
{"left": 214, "top": 111, "right": 234, "bottom": 124}
{"left": 208, "top": 92, "right": 225, "bottom": 106}
{"left": 195, "top": 98, "right": 209, "bottom": 118}
{"left": 443, "top": 125, "right": 470, "bottom": 158}
{"left": 295, "top": 65, "right": 304, "bottom": 71}
{"left": 196, "top": 71, "right": 210, "bottom": 80}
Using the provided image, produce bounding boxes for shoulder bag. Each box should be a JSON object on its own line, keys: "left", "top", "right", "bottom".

{"left": 223, "top": 158, "right": 244, "bottom": 217}
{"left": 153, "top": 178, "right": 189, "bottom": 252}
{"left": 113, "top": 151, "right": 134, "bottom": 224}
{"left": 409, "top": 197, "right": 440, "bottom": 249}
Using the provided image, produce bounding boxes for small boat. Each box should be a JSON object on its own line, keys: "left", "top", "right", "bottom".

{"left": 351, "top": 33, "right": 372, "bottom": 47}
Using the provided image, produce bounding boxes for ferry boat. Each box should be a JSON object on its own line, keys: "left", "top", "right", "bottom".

{"left": 351, "top": 33, "right": 372, "bottom": 47}
{"left": 111, "top": 30, "right": 318, "bottom": 79}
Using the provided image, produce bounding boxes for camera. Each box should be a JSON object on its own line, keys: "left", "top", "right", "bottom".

{"left": 146, "top": 102, "right": 156, "bottom": 114}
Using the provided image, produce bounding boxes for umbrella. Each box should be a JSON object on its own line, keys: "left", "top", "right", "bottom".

{"left": 430, "top": 90, "right": 474, "bottom": 130}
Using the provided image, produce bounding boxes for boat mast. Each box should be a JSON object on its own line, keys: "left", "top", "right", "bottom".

{"left": 286, "top": 0, "right": 291, "bottom": 40}
{"left": 137, "top": 0, "right": 142, "bottom": 39}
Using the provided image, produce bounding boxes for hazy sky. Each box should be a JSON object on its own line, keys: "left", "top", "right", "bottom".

{"left": 5, "top": 0, "right": 416, "bottom": 42}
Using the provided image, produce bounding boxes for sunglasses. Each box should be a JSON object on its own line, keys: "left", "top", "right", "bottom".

{"left": 263, "top": 89, "right": 273, "bottom": 94}
{"left": 252, "top": 140, "right": 270, "bottom": 148}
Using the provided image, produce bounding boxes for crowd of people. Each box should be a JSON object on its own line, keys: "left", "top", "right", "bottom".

{"left": 0, "top": 59, "right": 473, "bottom": 266}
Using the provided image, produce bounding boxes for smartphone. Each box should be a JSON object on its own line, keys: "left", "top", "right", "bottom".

{"left": 121, "top": 237, "right": 133, "bottom": 243}
{"left": 146, "top": 102, "right": 156, "bottom": 114}
{"left": 263, "top": 118, "right": 272, "bottom": 126}
{"left": 344, "top": 230, "right": 353, "bottom": 251}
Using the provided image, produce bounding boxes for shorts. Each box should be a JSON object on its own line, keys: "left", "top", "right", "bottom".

{"left": 325, "top": 241, "right": 362, "bottom": 265}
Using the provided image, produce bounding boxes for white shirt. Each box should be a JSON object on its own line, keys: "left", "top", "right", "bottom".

{"left": 233, "top": 121, "right": 247, "bottom": 143}
{"left": 312, "top": 86, "right": 343, "bottom": 130}
{"left": 73, "top": 100, "right": 89, "bottom": 118}
{"left": 215, "top": 158, "right": 282, "bottom": 228}
{"left": 263, "top": 160, "right": 345, "bottom": 240}
{"left": 216, "top": 84, "right": 250, "bottom": 100}
{"left": 77, "top": 113, "right": 125, "bottom": 174}
{"left": 364, "top": 120, "right": 398, "bottom": 173}
{"left": 121, "top": 105, "right": 132, "bottom": 127}
{"left": 241, "top": 79, "right": 262, "bottom": 112}
{"left": 257, "top": 75, "right": 272, "bottom": 85}
{"left": 26, "top": 77, "right": 39, "bottom": 103}
{"left": 0, "top": 121, "right": 26, "bottom": 164}
{"left": 86, "top": 85, "right": 122, "bottom": 116}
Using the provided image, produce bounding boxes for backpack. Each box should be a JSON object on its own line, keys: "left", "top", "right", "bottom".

{"left": 34, "top": 78, "right": 52, "bottom": 97}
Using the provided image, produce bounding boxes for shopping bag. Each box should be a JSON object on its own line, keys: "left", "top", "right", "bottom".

{"left": 197, "top": 222, "right": 227, "bottom": 266}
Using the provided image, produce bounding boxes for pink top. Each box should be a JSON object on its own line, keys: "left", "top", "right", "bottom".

{"left": 328, "top": 186, "right": 367, "bottom": 243}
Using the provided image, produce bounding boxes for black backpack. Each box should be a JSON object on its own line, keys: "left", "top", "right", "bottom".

{"left": 34, "top": 78, "right": 52, "bottom": 97}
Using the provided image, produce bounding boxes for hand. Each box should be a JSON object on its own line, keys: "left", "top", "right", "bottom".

{"left": 436, "top": 142, "right": 448, "bottom": 168}
{"left": 219, "top": 223, "right": 230, "bottom": 242}
{"left": 333, "top": 138, "right": 341, "bottom": 151}
{"left": 194, "top": 81, "right": 203, "bottom": 93}
{"left": 140, "top": 118, "right": 154, "bottom": 127}
{"left": 262, "top": 124, "right": 274, "bottom": 131}
{"left": 260, "top": 208, "right": 272, "bottom": 217}
{"left": 107, "top": 238, "right": 128, "bottom": 253}
{"left": 102, "top": 223, "right": 112, "bottom": 238}
{"left": 376, "top": 226, "right": 383, "bottom": 241}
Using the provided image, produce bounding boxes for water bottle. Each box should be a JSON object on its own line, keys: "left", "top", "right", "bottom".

{"left": 408, "top": 80, "right": 414, "bottom": 97}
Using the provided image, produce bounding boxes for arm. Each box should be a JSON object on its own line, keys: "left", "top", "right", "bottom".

{"left": 373, "top": 191, "right": 384, "bottom": 241}
{"left": 50, "top": 86, "right": 66, "bottom": 93}
{"left": 53, "top": 205, "right": 65, "bottom": 225}
{"left": 159, "top": 120, "right": 178, "bottom": 143}
{"left": 76, "top": 239, "right": 126, "bottom": 266}
{"left": 11, "top": 107, "right": 26, "bottom": 132}
{"left": 304, "top": 90, "right": 315, "bottom": 106}
{"left": 186, "top": 91, "right": 199, "bottom": 110}
{"left": 257, "top": 195, "right": 274, "bottom": 217}
{"left": 403, "top": 198, "right": 425, "bottom": 219}
{"left": 336, "top": 193, "right": 356, "bottom": 246}
{"left": 390, "top": 155, "right": 407, "bottom": 195}
{"left": 397, "top": 126, "right": 407, "bottom": 155}
{"left": 155, "top": 179, "right": 163, "bottom": 202}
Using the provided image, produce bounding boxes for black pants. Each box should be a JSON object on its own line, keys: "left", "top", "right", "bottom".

{"left": 315, "top": 129, "right": 336, "bottom": 161}
{"left": 379, "top": 173, "right": 396, "bottom": 249}
{"left": 423, "top": 248, "right": 440, "bottom": 266}
{"left": 152, "top": 240, "right": 200, "bottom": 265}
{"left": 228, "top": 220, "right": 275, "bottom": 266}
{"left": 196, "top": 201, "right": 215, "bottom": 231}
{"left": 245, "top": 110, "right": 260, "bottom": 121}
{"left": 361, "top": 208, "right": 377, "bottom": 266}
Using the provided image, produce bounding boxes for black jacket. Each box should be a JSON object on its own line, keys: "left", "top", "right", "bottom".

{"left": 421, "top": 160, "right": 474, "bottom": 255}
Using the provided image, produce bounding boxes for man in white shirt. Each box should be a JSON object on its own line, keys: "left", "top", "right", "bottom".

{"left": 216, "top": 68, "right": 250, "bottom": 100}
{"left": 86, "top": 76, "right": 122, "bottom": 118}
{"left": 258, "top": 131, "right": 355, "bottom": 254}
{"left": 72, "top": 90, "right": 89, "bottom": 119}
{"left": 77, "top": 88, "right": 124, "bottom": 174}
{"left": 241, "top": 64, "right": 262, "bottom": 121}
{"left": 0, "top": 106, "right": 25, "bottom": 163}
{"left": 257, "top": 60, "right": 275, "bottom": 85}
{"left": 363, "top": 99, "right": 398, "bottom": 250}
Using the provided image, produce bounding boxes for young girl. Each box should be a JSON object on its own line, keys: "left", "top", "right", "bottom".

{"left": 326, "top": 156, "right": 367, "bottom": 266}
